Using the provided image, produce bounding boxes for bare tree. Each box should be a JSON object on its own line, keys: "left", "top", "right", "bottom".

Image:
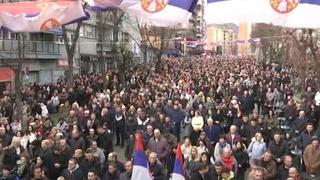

{"left": 0, "top": 33, "right": 25, "bottom": 129}
{"left": 62, "top": 22, "right": 82, "bottom": 87}
{"left": 251, "top": 23, "right": 282, "bottom": 63}
{"left": 118, "top": 41, "right": 133, "bottom": 85}
{"left": 282, "top": 28, "right": 320, "bottom": 88}
{"left": 136, "top": 22, "right": 175, "bottom": 73}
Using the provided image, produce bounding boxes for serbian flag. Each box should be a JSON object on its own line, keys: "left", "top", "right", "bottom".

{"left": 85, "top": 0, "right": 198, "bottom": 26}
{"left": 132, "top": 133, "right": 152, "bottom": 180}
{"left": 206, "top": 0, "right": 320, "bottom": 28}
{"left": 22, "top": 66, "right": 30, "bottom": 79}
{"left": 0, "top": 0, "right": 87, "bottom": 32}
{"left": 172, "top": 144, "right": 185, "bottom": 180}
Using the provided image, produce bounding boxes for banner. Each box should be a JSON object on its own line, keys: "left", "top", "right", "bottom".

{"left": 0, "top": 1, "right": 87, "bottom": 32}
{"left": 206, "top": 0, "right": 320, "bottom": 28}
{"left": 86, "top": 0, "right": 198, "bottom": 26}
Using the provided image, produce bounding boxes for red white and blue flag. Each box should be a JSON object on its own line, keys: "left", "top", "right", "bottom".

{"left": 85, "top": 0, "right": 198, "bottom": 26}
{"left": 0, "top": 0, "right": 87, "bottom": 32}
{"left": 22, "top": 66, "right": 30, "bottom": 79}
{"left": 132, "top": 133, "right": 153, "bottom": 180}
{"left": 206, "top": 0, "right": 320, "bottom": 28}
{"left": 172, "top": 144, "right": 185, "bottom": 180}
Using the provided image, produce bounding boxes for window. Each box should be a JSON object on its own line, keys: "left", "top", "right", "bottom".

{"left": 80, "top": 26, "right": 84, "bottom": 37}
{"left": 3, "top": 30, "right": 9, "bottom": 39}
{"left": 54, "top": 35, "right": 64, "bottom": 44}
{"left": 85, "top": 25, "right": 96, "bottom": 39}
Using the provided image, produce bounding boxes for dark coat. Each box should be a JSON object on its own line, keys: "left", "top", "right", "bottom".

{"left": 299, "top": 131, "right": 316, "bottom": 149}
{"left": 82, "top": 159, "right": 101, "bottom": 177}
{"left": 61, "top": 166, "right": 84, "bottom": 180}
{"left": 69, "top": 137, "right": 86, "bottom": 152}
{"left": 102, "top": 171, "right": 120, "bottom": 180}
{"left": 268, "top": 140, "right": 288, "bottom": 159}
{"left": 125, "top": 118, "right": 138, "bottom": 137}
{"left": 190, "top": 172, "right": 206, "bottom": 180}
{"left": 277, "top": 165, "right": 290, "bottom": 180}
{"left": 147, "top": 137, "right": 168, "bottom": 162}
{"left": 38, "top": 149, "right": 54, "bottom": 173}
{"left": 170, "top": 109, "right": 185, "bottom": 124}
{"left": 97, "top": 132, "right": 113, "bottom": 155}
{"left": 204, "top": 124, "right": 222, "bottom": 144}
{"left": 233, "top": 149, "right": 249, "bottom": 180}
{"left": 149, "top": 162, "right": 165, "bottom": 180}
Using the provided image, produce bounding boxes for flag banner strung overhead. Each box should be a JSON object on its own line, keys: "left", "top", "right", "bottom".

{"left": 85, "top": 0, "right": 197, "bottom": 26}
{"left": 0, "top": 0, "right": 87, "bottom": 32}
{"left": 206, "top": 0, "right": 320, "bottom": 28}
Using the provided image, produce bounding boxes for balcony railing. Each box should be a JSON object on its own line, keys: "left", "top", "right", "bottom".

{"left": 0, "top": 39, "right": 60, "bottom": 54}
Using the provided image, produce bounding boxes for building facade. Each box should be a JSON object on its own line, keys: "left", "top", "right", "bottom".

{"left": 175, "top": 0, "right": 206, "bottom": 55}
{"left": 206, "top": 25, "right": 238, "bottom": 55}
{"left": 0, "top": 5, "right": 141, "bottom": 89}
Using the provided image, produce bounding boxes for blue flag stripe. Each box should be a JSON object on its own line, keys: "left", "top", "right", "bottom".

{"left": 207, "top": 0, "right": 320, "bottom": 5}
{"left": 169, "top": 0, "right": 198, "bottom": 12}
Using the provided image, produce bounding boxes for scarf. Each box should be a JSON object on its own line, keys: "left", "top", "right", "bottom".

{"left": 221, "top": 155, "right": 234, "bottom": 171}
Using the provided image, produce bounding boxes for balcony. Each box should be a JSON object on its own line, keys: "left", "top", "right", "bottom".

{"left": 96, "top": 41, "right": 113, "bottom": 53}
{"left": 0, "top": 39, "right": 61, "bottom": 59}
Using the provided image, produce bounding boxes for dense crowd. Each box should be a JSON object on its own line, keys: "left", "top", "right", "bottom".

{"left": 0, "top": 55, "right": 319, "bottom": 180}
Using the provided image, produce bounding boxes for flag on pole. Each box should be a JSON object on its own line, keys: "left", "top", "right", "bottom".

{"left": 85, "top": 0, "right": 198, "bottom": 26}
{"left": 22, "top": 66, "right": 30, "bottom": 79}
{"left": 172, "top": 144, "right": 185, "bottom": 180}
{"left": 132, "top": 133, "right": 153, "bottom": 180}
{"left": 206, "top": 0, "right": 320, "bottom": 28}
{"left": 0, "top": 1, "right": 87, "bottom": 32}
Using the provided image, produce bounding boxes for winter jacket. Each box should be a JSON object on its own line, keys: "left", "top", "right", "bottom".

{"left": 259, "top": 159, "right": 277, "bottom": 180}
{"left": 303, "top": 144, "right": 320, "bottom": 175}
{"left": 147, "top": 137, "right": 168, "bottom": 162}
{"left": 61, "top": 165, "right": 84, "bottom": 180}
{"left": 268, "top": 140, "right": 288, "bottom": 159}
{"left": 247, "top": 138, "right": 266, "bottom": 162}
{"left": 225, "top": 133, "right": 242, "bottom": 148}
{"left": 204, "top": 124, "right": 222, "bottom": 144}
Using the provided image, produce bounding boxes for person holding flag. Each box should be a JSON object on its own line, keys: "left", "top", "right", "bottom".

{"left": 172, "top": 144, "right": 185, "bottom": 180}
{"left": 131, "top": 133, "right": 153, "bottom": 180}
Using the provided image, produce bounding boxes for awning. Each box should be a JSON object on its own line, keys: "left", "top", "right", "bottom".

{"left": 0, "top": 67, "right": 14, "bottom": 82}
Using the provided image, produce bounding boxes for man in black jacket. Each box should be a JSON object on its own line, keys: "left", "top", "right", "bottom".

{"left": 102, "top": 162, "right": 120, "bottom": 180}
{"left": 82, "top": 150, "right": 101, "bottom": 177}
{"left": 190, "top": 162, "right": 209, "bottom": 180}
{"left": 148, "top": 152, "right": 165, "bottom": 180}
{"left": 268, "top": 132, "right": 288, "bottom": 165}
{"left": 61, "top": 158, "right": 84, "bottom": 180}
{"left": 277, "top": 155, "right": 293, "bottom": 180}
{"left": 97, "top": 125, "right": 113, "bottom": 157}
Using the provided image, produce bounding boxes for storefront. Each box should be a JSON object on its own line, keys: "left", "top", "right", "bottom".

{"left": 0, "top": 67, "right": 14, "bottom": 94}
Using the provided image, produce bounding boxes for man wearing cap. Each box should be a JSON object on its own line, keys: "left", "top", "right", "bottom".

{"left": 303, "top": 136, "right": 320, "bottom": 176}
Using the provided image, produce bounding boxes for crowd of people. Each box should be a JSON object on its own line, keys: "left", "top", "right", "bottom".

{"left": 0, "top": 55, "right": 319, "bottom": 180}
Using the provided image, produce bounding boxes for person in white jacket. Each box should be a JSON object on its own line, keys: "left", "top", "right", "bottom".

{"left": 191, "top": 111, "right": 204, "bottom": 131}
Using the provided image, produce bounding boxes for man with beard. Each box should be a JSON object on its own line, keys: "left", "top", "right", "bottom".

{"left": 148, "top": 152, "right": 165, "bottom": 180}
{"left": 119, "top": 161, "right": 132, "bottom": 180}
{"left": 102, "top": 162, "right": 120, "bottom": 180}
{"left": 257, "top": 151, "right": 277, "bottom": 180}
{"left": 277, "top": 155, "right": 293, "bottom": 180}
{"left": 69, "top": 130, "right": 86, "bottom": 152}
{"left": 61, "top": 158, "right": 83, "bottom": 180}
